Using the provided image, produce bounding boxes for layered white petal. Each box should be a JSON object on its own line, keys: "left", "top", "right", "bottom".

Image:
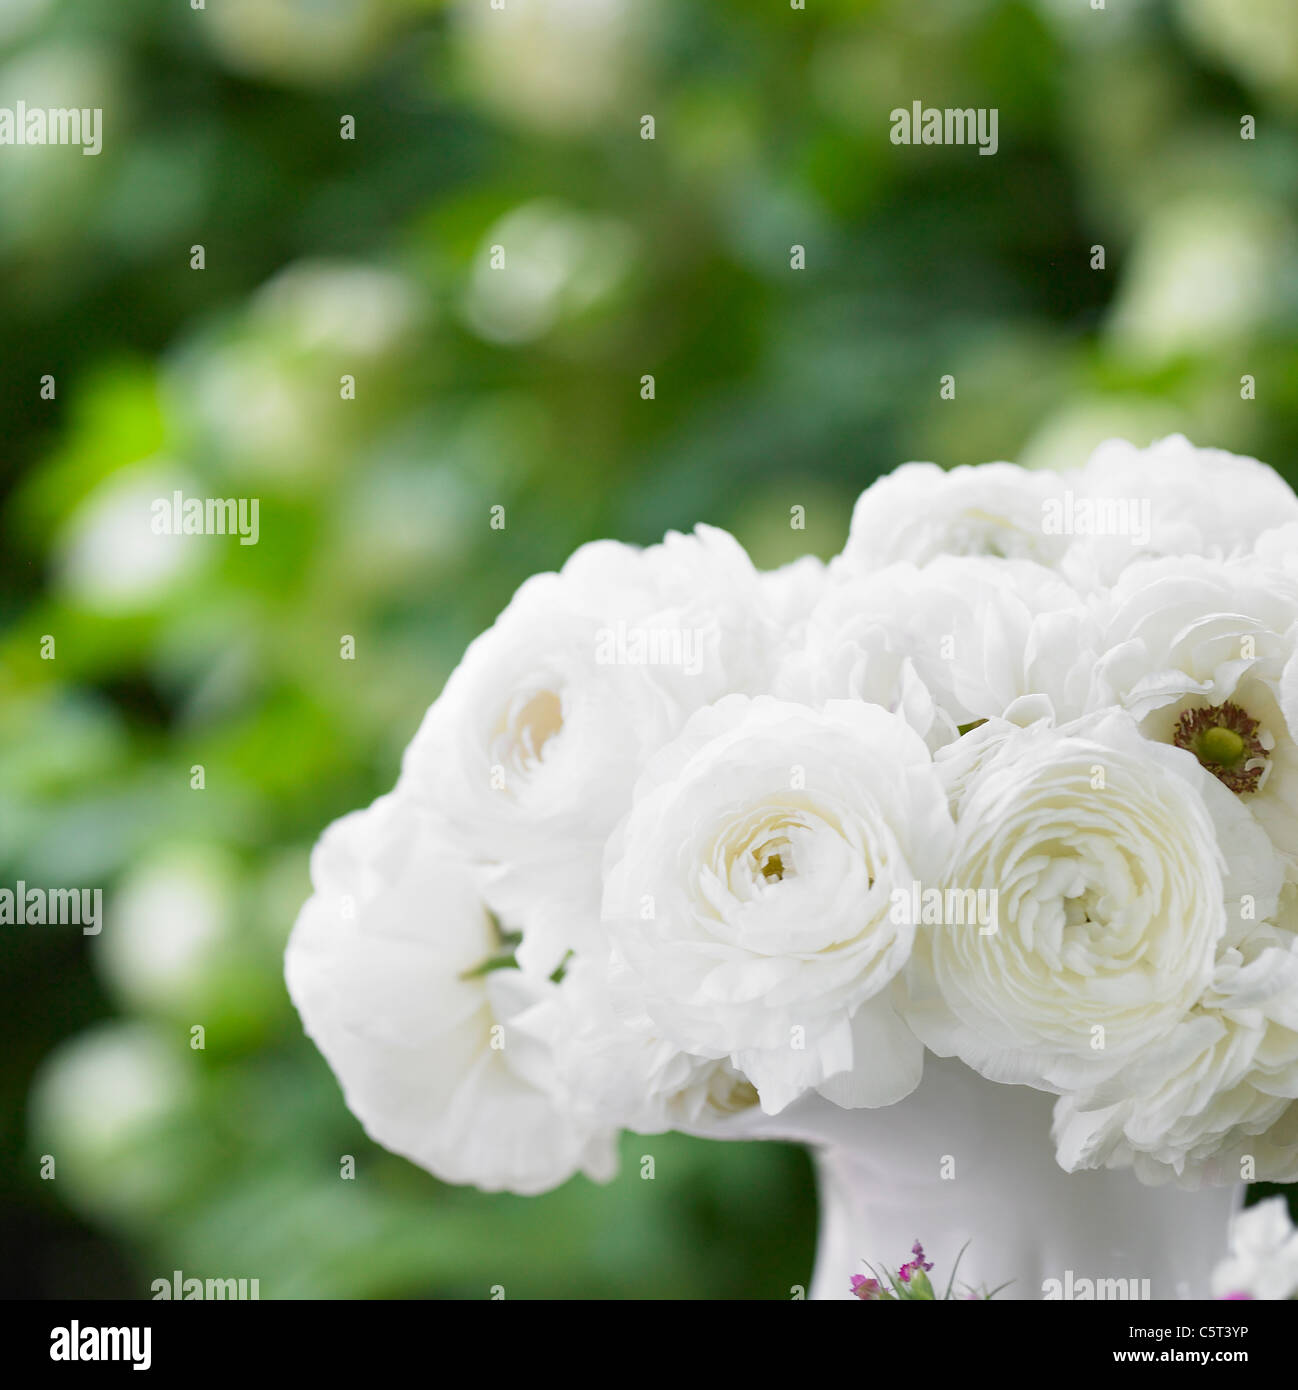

{"left": 906, "top": 712, "right": 1252, "bottom": 1093}
{"left": 399, "top": 525, "right": 777, "bottom": 973}
{"left": 285, "top": 792, "right": 617, "bottom": 1194}
{"left": 604, "top": 695, "right": 951, "bottom": 1114}
{"left": 1061, "top": 434, "right": 1298, "bottom": 586}
{"left": 837, "top": 460, "right": 1069, "bottom": 576}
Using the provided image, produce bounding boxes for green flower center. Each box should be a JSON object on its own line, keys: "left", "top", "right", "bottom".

{"left": 1171, "top": 701, "right": 1266, "bottom": 794}
{"left": 760, "top": 852, "right": 785, "bottom": 883}
{"left": 1197, "top": 726, "right": 1246, "bottom": 767}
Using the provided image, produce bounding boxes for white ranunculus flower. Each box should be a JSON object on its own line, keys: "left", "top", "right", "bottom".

{"left": 1053, "top": 908, "right": 1298, "bottom": 1188}
{"left": 1211, "top": 1197, "right": 1298, "bottom": 1300}
{"left": 905, "top": 711, "right": 1263, "bottom": 1093}
{"left": 512, "top": 958, "right": 760, "bottom": 1136}
{"left": 775, "top": 555, "right": 1098, "bottom": 747}
{"left": 1087, "top": 554, "right": 1298, "bottom": 877}
{"left": 1045, "top": 745, "right": 1298, "bottom": 1188}
{"left": 1059, "top": 435, "right": 1298, "bottom": 586}
{"left": 285, "top": 792, "right": 617, "bottom": 1195}
{"left": 400, "top": 525, "right": 775, "bottom": 974}
{"left": 835, "top": 438, "right": 1296, "bottom": 593}
{"left": 835, "top": 461, "right": 1069, "bottom": 576}
{"left": 603, "top": 695, "right": 954, "bottom": 1115}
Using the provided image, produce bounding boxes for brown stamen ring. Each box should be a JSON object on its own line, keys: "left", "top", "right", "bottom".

{"left": 1171, "top": 701, "right": 1266, "bottom": 794}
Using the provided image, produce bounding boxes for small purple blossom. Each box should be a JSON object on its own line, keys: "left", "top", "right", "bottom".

{"left": 851, "top": 1237, "right": 1001, "bottom": 1300}
{"left": 898, "top": 1240, "right": 934, "bottom": 1283}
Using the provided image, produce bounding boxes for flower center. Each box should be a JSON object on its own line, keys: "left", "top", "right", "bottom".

{"left": 1198, "top": 726, "right": 1245, "bottom": 767}
{"left": 760, "top": 852, "right": 786, "bottom": 883}
{"left": 496, "top": 688, "right": 563, "bottom": 775}
{"left": 1171, "top": 701, "right": 1266, "bottom": 794}
{"left": 749, "top": 831, "right": 796, "bottom": 885}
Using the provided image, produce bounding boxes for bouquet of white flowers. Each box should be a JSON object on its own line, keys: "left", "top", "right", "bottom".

{"left": 286, "top": 435, "right": 1298, "bottom": 1201}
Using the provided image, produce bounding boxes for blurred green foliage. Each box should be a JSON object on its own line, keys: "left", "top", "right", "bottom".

{"left": 2, "top": 0, "right": 1297, "bottom": 1297}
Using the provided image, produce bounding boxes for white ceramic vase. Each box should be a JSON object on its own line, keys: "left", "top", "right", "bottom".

{"left": 719, "top": 1055, "right": 1241, "bottom": 1301}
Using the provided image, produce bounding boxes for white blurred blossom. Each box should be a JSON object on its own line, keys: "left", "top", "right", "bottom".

{"left": 54, "top": 462, "right": 206, "bottom": 613}
{"left": 453, "top": 0, "right": 645, "bottom": 134}
{"left": 462, "top": 200, "right": 635, "bottom": 345}
{"left": 95, "top": 849, "right": 235, "bottom": 1016}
